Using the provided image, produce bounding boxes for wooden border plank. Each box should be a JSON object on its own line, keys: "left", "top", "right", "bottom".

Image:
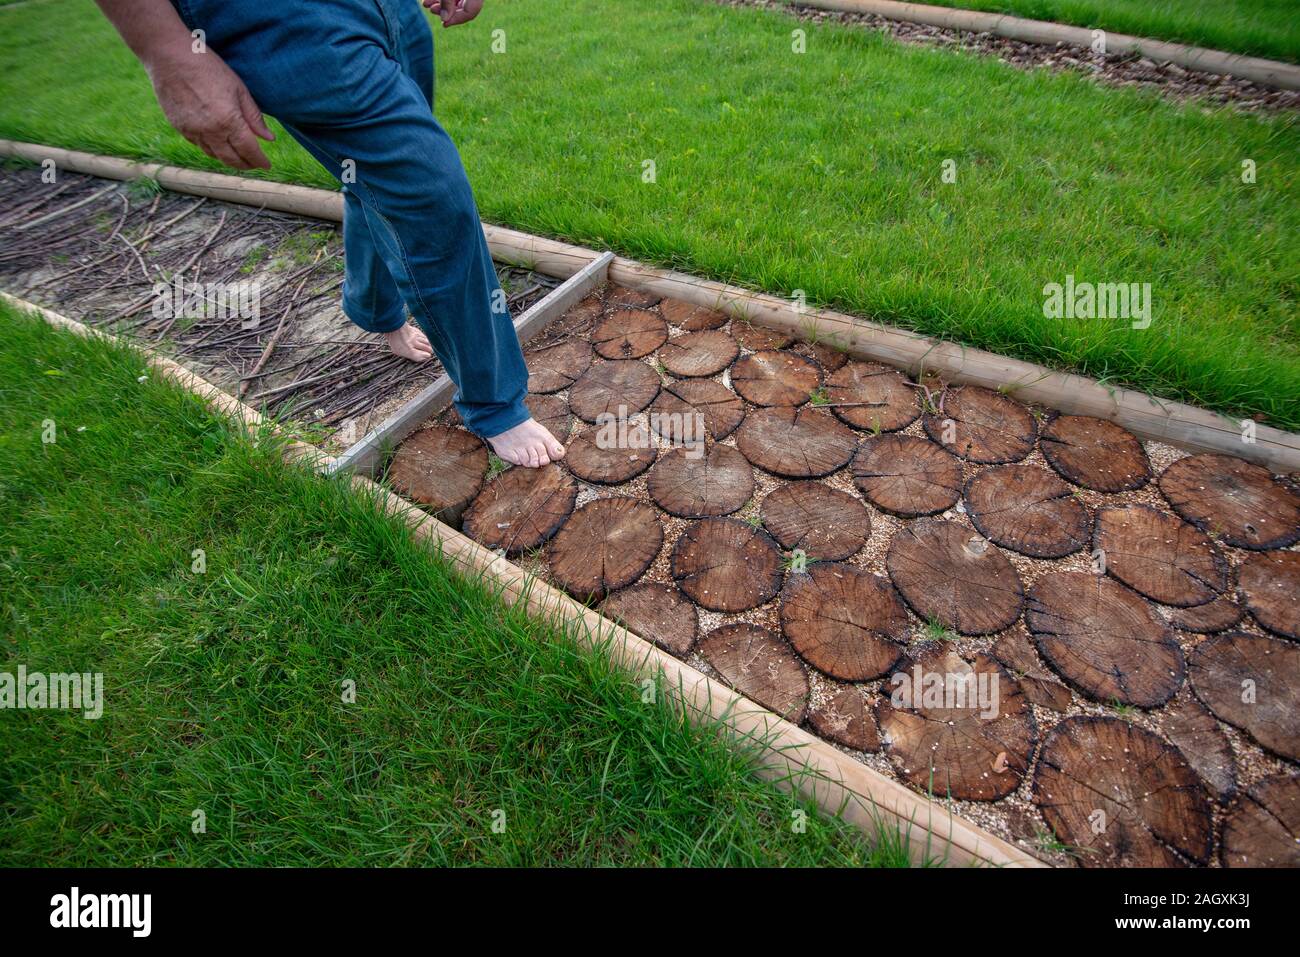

{"left": 1, "top": 290, "right": 1044, "bottom": 868}
{"left": 326, "top": 252, "right": 612, "bottom": 478}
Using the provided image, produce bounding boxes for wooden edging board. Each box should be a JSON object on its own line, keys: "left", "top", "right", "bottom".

{"left": 327, "top": 252, "right": 614, "bottom": 478}
{"left": 781, "top": 0, "right": 1300, "bottom": 91}
{"left": 0, "top": 291, "right": 1043, "bottom": 868}
{"left": 3, "top": 140, "right": 1293, "bottom": 472}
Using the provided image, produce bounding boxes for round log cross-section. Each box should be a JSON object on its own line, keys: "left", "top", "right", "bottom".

{"left": 563, "top": 424, "right": 657, "bottom": 484}
{"left": 1025, "top": 571, "right": 1185, "bottom": 707}
{"left": 851, "top": 434, "right": 962, "bottom": 517}
{"left": 568, "top": 359, "right": 661, "bottom": 423}
{"left": 525, "top": 392, "right": 574, "bottom": 442}
{"left": 660, "top": 298, "right": 728, "bottom": 331}
{"left": 1221, "top": 776, "right": 1300, "bottom": 868}
{"left": 386, "top": 424, "right": 488, "bottom": 526}
{"left": 699, "top": 623, "right": 810, "bottom": 723}
{"left": 1189, "top": 631, "right": 1300, "bottom": 762}
{"left": 922, "top": 384, "right": 1037, "bottom": 464}
{"left": 527, "top": 339, "right": 592, "bottom": 394}
{"left": 1093, "top": 505, "right": 1227, "bottom": 608}
{"left": 1163, "top": 694, "right": 1237, "bottom": 805}
{"left": 807, "top": 681, "right": 881, "bottom": 752}
{"left": 647, "top": 444, "right": 755, "bottom": 518}
{"left": 657, "top": 329, "right": 739, "bottom": 378}
{"left": 731, "top": 321, "right": 793, "bottom": 351}
{"left": 886, "top": 520, "right": 1024, "bottom": 635}
{"left": 1040, "top": 414, "right": 1151, "bottom": 492}
{"left": 730, "top": 350, "right": 821, "bottom": 406}
{"left": 592, "top": 309, "right": 669, "bottom": 360}
{"left": 1033, "top": 716, "right": 1213, "bottom": 867}
{"left": 544, "top": 497, "right": 663, "bottom": 602}
{"left": 734, "top": 406, "right": 857, "bottom": 478}
{"left": 462, "top": 463, "right": 578, "bottom": 556}
{"left": 1237, "top": 549, "right": 1300, "bottom": 640}
{"left": 877, "top": 646, "right": 1037, "bottom": 801}
{"left": 671, "top": 518, "right": 783, "bottom": 612}
{"left": 760, "top": 481, "right": 871, "bottom": 561}
{"left": 1159, "top": 453, "right": 1300, "bottom": 550}
{"left": 964, "top": 464, "right": 1091, "bottom": 559}
{"left": 648, "top": 379, "right": 746, "bottom": 442}
{"left": 600, "top": 582, "right": 699, "bottom": 657}
{"left": 780, "top": 563, "right": 907, "bottom": 680}
{"left": 825, "top": 361, "right": 921, "bottom": 433}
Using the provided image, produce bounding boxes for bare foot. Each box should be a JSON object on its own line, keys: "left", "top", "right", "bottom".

{"left": 486, "top": 418, "right": 565, "bottom": 468}
{"left": 384, "top": 324, "right": 433, "bottom": 362}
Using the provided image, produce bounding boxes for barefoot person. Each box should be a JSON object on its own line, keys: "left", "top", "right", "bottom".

{"left": 93, "top": 0, "right": 565, "bottom": 468}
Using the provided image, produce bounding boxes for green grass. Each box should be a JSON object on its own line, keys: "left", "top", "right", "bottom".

{"left": 898, "top": 0, "right": 1300, "bottom": 64}
{"left": 1, "top": 0, "right": 1297, "bottom": 428}
{"left": 0, "top": 304, "right": 916, "bottom": 866}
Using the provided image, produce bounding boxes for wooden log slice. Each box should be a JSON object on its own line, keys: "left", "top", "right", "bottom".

{"left": 1094, "top": 505, "right": 1227, "bottom": 607}
{"left": 886, "top": 520, "right": 1024, "bottom": 635}
{"left": 648, "top": 379, "right": 745, "bottom": 442}
{"left": 563, "top": 425, "right": 656, "bottom": 484}
{"left": 1238, "top": 550, "right": 1300, "bottom": 640}
{"left": 544, "top": 497, "right": 662, "bottom": 602}
{"left": 923, "top": 384, "right": 1037, "bottom": 464}
{"left": 780, "top": 563, "right": 907, "bottom": 680}
{"left": 526, "top": 392, "right": 573, "bottom": 440}
{"left": 1040, "top": 414, "right": 1151, "bottom": 492}
{"left": 386, "top": 424, "right": 488, "bottom": 526}
{"left": 1189, "top": 631, "right": 1300, "bottom": 762}
{"left": 562, "top": 293, "right": 604, "bottom": 325}
{"left": 592, "top": 309, "right": 669, "bottom": 360}
{"left": 699, "top": 624, "right": 809, "bottom": 723}
{"left": 1025, "top": 571, "right": 1185, "bottom": 707}
{"left": 990, "top": 628, "right": 1073, "bottom": 713}
{"left": 730, "top": 350, "right": 821, "bottom": 406}
{"left": 568, "top": 360, "right": 661, "bottom": 423}
{"left": 462, "top": 463, "right": 578, "bottom": 556}
{"left": 731, "top": 321, "right": 793, "bottom": 351}
{"left": 647, "top": 445, "right": 754, "bottom": 518}
{"left": 526, "top": 339, "right": 592, "bottom": 394}
{"left": 1033, "top": 716, "right": 1213, "bottom": 867}
{"left": 734, "top": 406, "right": 856, "bottom": 478}
{"left": 851, "top": 434, "right": 962, "bottom": 517}
{"left": 1160, "top": 453, "right": 1300, "bottom": 550}
{"left": 807, "top": 681, "right": 881, "bottom": 752}
{"left": 759, "top": 481, "right": 871, "bottom": 561}
{"left": 599, "top": 582, "right": 698, "bottom": 657}
{"left": 825, "top": 361, "right": 921, "bottom": 433}
{"left": 671, "top": 518, "right": 783, "bottom": 612}
{"left": 1163, "top": 695, "right": 1237, "bottom": 804}
{"left": 803, "top": 341, "right": 849, "bottom": 374}
{"left": 660, "top": 298, "right": 727, "bottom": 331}
{"left": 605, "top": 284, "right": 660, "bottom": 309}
{"left": 964, "top": 465, "right": 1091, "bottom": 559}
{"left": 876, "top": 645, "right": 1036, "bottom": 802}
{"left": 1165, "top": 593, "right": 1246, "bottom": 634}
{"left": 657, "top": 329, "right": 739, "bottom": 378}
{"left": 1221, "top": 775, "right": 1300, "bottom": 868}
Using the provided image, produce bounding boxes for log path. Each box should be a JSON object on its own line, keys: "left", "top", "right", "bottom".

{"left": 388, "top": 288, "right": 1300, "bottom": 868}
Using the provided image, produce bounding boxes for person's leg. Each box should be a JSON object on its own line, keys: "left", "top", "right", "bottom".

{"left": 179, "top": 0, "right": 559, "bottom": 462}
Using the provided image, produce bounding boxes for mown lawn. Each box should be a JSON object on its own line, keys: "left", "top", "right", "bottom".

{"left": 0, "top": 0, "right": 1297, "bottom": 429}
{"left": 0, "top": 304, "right": 911, "bottom": 866}
{"left": 912, "top": 0, "right": 1300, "bottom": 64}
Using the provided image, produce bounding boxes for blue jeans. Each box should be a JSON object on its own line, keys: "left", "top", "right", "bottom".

{"left": 174, "top": 0, "right": 529, "bottom": 437}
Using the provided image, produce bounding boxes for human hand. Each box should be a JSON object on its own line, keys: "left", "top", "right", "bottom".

{"left": 422, "top": 0, "right": 483, "bottom": 28}
{"left": 146, "top": 42, "right": 275, "bottom": 170}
